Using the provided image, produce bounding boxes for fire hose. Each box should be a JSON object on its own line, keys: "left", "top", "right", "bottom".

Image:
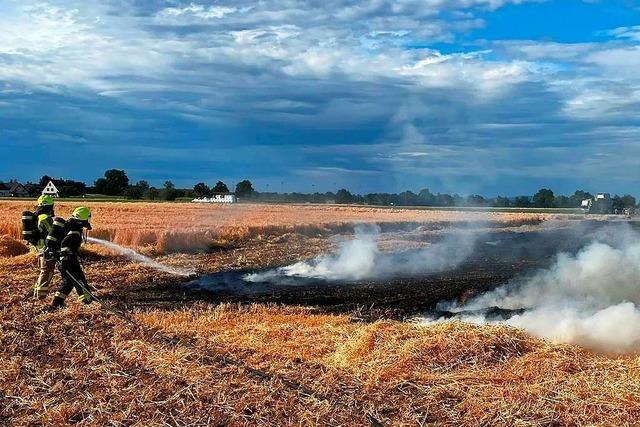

{"left": 60, "top": 268, "right": 384, "bottom": 427}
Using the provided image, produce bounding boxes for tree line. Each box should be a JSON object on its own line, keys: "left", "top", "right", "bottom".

{"left": 20, "top": 171, "right": 255, "bottom": 201}
{"left": 332, "top": 188, "right": 637, "bottom": 209}
{"left": 91, "top": 170, "right": 257, "bottom": 201}
{"left": 18, "top": 170, "right": 639, "bottom": 208}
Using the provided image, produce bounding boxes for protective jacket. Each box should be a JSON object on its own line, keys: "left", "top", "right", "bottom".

{"left": 52, "top": 219, "right": 93, "bottom": 307}
{"left": 59, "top": 220, "right": 84, "bottom": 262}
{"left": 34, "top": 205, "right": 54, "bottom": 251}
{"left": 44, "top": 217, "right": 66, "bottom": 256}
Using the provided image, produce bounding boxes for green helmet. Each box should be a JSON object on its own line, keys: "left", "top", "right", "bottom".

{"left": 37, "top": 194, "right": 54, "bottom": 207}
{"left": 71, "top": 206, "right": 92, "bottom": 223}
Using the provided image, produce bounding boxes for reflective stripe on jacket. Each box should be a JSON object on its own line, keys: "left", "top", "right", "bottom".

{"left": 36, "top": 214, "right": 53, "bottom": 250}
{"left": 60, "top": 227, "right": 84, "bottom": 259}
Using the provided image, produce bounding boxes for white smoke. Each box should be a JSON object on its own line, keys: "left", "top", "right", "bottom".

{"left": 430, "top": 224, "right": 640, "bottom": 353}
{"left": 245, "top": 224, "right": 480, "bottom": 282}
{"left": 87, "top": 237, "right": 195, "bottom": 277}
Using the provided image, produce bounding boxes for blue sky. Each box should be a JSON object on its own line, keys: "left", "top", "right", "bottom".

{"left": 1, "top": 0, "right": 640, "bottom": 196}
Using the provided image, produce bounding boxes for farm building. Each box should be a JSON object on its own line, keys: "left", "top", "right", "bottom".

{"left": 42, "top": 180, "right": 60, "bottom": 198}
{"left": 0, "top": 180, "right": 29, "bottom": 197}
{"left": 192, "top": 193, "right": 237, "bottom": 203}
{"left": 582, "top": 192, "right": 614, "bottom": 214}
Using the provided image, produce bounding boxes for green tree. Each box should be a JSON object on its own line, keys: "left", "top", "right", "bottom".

{"left": 466, "top": 195, "right": 487, "bottom": 206}
{"left": 193, "top": 182, "right": 212, "bottom": 198}
{"left": 417, "top": 188, "right": 435, "bottom": 206}
{"left": 532, "top": 188, "right": 555, "bottom": 208}
{"left": 58, "top": 180, "right": 87, "bottom": 197}
{"left": 123, "top": 187, "right": 143, "bottom": 200}
{"left": 436, "top": 193, "right": 456, "bottom": 206}
{"left": 94, "top": 169, "right": 129, "bottom": 196}
{"left": 621, "top": 194, "right": 637, "bottom": 208}
{"left": 135, "top": 180, "right": 150, "bottom": 192}
{"left": 39, "top": 175, "right": 53, "bottom": 188}
{"left": 335, "top": 189, "right": 354, "bottom": 204}
{"left": 513, "top": 196, "right": 531, "bottom": 207}
{"left": 235, "top": 180, "right": 255, "bottom": 198}
{"left": 612, "top": 194, "right": 636, "bottom": 211}
{"left": 494, "top": 196, "right": 510, "bottom": 207}
{"left": 212, "top": 181, "right": 230, "bottom": 193}
{"left": 398, "top": 191, "right": 418, "bottom": 206}
{"left": 161, "top": 181, "right": 180, "bottom": 201}
{"left": 553, "top": 195, "right": 570, "bottom": 208}
{"left": 144, "top": 187, "right": 159, "bottom": 200}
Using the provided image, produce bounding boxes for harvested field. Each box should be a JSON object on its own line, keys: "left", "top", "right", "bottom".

{"left": 0, "top": 201, "right": 554, "bottom": 252}
{"left": 2, "top": 201, "right": 639, "bottom": 426}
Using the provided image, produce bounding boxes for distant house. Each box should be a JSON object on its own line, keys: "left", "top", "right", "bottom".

{"left": 0, "top": 182, "right": 10, "bottom": 197}
{"left": 42, "top": 180, "right": 60, "bottom": 198}
{"left": 8, "top": 180, "right": 28, "bottom": 197}
{"left": 0, "top": 180, "right": 29, "bottom": 197}
{"left": 192, "top": 193, "right": 237, "bottom": 204}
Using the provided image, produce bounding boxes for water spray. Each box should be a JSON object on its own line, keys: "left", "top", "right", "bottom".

{"left": 87, "top": 237, "right": 196, "bottom": 277}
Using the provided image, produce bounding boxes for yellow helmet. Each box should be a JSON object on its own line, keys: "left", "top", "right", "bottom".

{"left": 71, "top": 206, "right": 92, "bottom": 223}
{"left": 37, "top": 194, "right": 54, "bottom": 207}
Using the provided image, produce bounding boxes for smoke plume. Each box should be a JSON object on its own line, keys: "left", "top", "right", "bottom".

{"left": 430, "top": 224, "right": 640, "bottom": 353}
{"left": 245, "top": 224, "right": 480, "bottom": 282}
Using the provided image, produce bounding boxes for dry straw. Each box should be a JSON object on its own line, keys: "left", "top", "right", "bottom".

{"left": 0, "top": 200, "right": 551, "bottom": 253}
{"left": 3, "top": 202, "right": 635, "bottom": 426}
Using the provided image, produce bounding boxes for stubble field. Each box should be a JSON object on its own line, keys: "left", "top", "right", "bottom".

{"left": 0, "top": 201, "right": 550, "bottom": 253}
{"left": 1, "top": 201, "right": 639, "bottom": 426}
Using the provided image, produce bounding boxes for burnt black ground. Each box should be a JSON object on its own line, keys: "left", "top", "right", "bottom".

{"left": 174, "top": 220, "right": 635, "bottom": 319}
{"left": 119, "top": 220, "right": 638, "bottom": 320}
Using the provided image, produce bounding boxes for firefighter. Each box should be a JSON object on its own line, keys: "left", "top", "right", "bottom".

{"left": 50, "top": 207, "right": 94, "bottom": 310}
{"left": 32, "top": 195, "right": 57, "bottom": 299}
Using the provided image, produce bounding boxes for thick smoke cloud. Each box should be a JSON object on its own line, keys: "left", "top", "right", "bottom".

{"left": 245, "top": 224, "right": 480, "bottom": 282}
{"left": 431, "top": 224, "right": 640, "bottom": 353}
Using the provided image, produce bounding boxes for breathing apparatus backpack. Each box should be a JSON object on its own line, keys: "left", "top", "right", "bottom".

{"left": 21, "top": 211, "right": 40, "bottom": 245}
{"left": 46, "top": 217, "right": 67, "bottom": 251}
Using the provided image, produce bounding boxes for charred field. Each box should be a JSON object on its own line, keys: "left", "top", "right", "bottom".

{"left": 135, "top": 220, "right": 626, "bottom": 319}
{"left": 3, "top": 202, "right": 640, "bottom": 427}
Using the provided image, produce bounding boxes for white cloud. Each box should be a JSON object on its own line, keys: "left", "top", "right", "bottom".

{"left": 2, "top": 0, "right": 640, "bottom": 194}
{"left": 0, "top": 2, "right": 175, "bottom": 91}
{"left": 158, "top": 3, "right": 239, "bottom": 20}
{"left": 584, "top": 46, "right": 640, "bottom": 79}
{"left": 607, "top": 25, "right": 640, "bottom": 41}
{"left": 563, "top": 85, "right": 640, "bottom": 120}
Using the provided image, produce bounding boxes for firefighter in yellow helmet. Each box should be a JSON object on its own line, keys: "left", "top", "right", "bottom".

{"left": 50, "top": 207, "right": 94, "bottom": 310}
{"left": 32, "top": 195, "right": 58, "bottom": 299}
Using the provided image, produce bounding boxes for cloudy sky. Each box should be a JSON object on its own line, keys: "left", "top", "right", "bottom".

{"left": 1, "top": 0, "right": 640, "bottom": 195}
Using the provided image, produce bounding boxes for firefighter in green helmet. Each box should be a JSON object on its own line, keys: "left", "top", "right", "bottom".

{"left": 50, "top": 207, "right": 94, "bottom": 310}
{"left": 32, "top": 195, "right": 58, "bottom": 299}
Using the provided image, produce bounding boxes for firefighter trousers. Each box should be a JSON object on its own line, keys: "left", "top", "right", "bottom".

{"left": 34, "top": 253, "right": 56, "bottom": 299}
{"left": 51, "top": 256, "right": 93, "bottom": 307}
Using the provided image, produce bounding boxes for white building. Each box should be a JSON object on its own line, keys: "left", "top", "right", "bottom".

{"left": 42, "top": 180, "right": 60, "bottom": 197}
{"left": 192, "top": 193, "right": 237, "bottom": 204}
